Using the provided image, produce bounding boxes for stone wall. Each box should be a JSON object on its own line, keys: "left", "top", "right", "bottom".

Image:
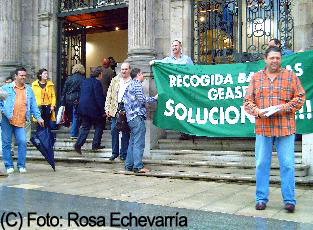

{"left": 292, "top": 0, "right": 313, "bottom": 51}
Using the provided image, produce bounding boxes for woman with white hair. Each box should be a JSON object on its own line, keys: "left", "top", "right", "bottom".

{"left": 61, "top": 63, "right": 86, "bottom": 138}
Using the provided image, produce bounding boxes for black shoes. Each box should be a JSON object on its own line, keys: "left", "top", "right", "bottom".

{"left": 255, "top": 202, "right": 295, "bottom": 213}
{"left": 284, "top": 203, "right": 295, "bottom": 213}
{"left": 109, "top": 155, "right": 118, "bottom": 161}
{"left": 255, "top": 202, "right": 266, "bottom": 210}
{"left": 74, "top": 144, "right": 82, "bottom": 155}
{"left": 92, "top": 145, "right": 105, "bottom": 151}
{"left": 119, "top": 156, "right": 126, "bottom": 161}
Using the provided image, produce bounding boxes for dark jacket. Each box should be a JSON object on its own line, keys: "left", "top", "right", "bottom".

{"left": 101, "top": 67, "right": 114, "bottom": 100}
{"left": 78, "top": 77, "right": 105, "bottom": 119}
{"left": 61, "top": 73, "right": 85, "bottom": 105}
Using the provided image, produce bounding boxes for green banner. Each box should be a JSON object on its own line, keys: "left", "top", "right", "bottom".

{"left": 153, "top": 50, "right": 313, "bottom": 137}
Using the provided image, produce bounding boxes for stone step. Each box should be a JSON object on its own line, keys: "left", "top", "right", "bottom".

{"left": 116, "top": 167, "right": 313, "bottom": 185}
{"left": 150, "top": 150, "right": 303, "bottom": 164}
{"left": 158, "top": 139, "right": 302, "bottom": 152}
{"left": 22, "top": 156, "right": 311, "bottom": 181}
{"left": 53, "top": 138, "right": 112, "bottom": 148}
{"left": 23, "top": 148, "right": 309, "bottom": 177}
{"left": 51, "top": 129, "right": 112, "bottom": 139}
{"left": 26, "top": 146, "right": 112, "bottom": 158}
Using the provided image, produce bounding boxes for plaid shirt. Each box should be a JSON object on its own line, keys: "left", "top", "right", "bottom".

{"left": 244, "top": 68, "right": 305, "bottom": 137}
{"left": 123, "top": 79, "right": 157, "bottom": 122}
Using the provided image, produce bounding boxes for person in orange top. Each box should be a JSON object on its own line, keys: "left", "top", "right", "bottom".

{"left": 32, "top": 68, "right": 56, "bottom": 128}
{"left": 244, "top": 46, "right": 305, "bottom": 213}
{"left": 0, "top": 67, "right": 44, "bottom": 174}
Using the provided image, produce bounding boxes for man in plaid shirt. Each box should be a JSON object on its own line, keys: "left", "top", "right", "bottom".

{"left": 122, "top": 68, "right": 158, "bottom": 173}
{"left": 244, "top": 46, "right": 305, "bottom": 213}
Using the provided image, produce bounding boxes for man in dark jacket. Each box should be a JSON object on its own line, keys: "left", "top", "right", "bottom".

{"left": 74, "top": 66, "right": 106, "bottom": 154}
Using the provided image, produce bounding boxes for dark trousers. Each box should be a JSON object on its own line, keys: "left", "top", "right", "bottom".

{"left": 76, "top": 116, "right": 104, "bottom": 149}
{"left": 111, "top": 117, "right": 130, "bottom": 158}
{"left": 39, "top": 105, "right": 51, "bottom": 128}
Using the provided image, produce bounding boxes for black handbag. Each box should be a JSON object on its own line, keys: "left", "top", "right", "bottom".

{"left": 116, "top": 103, "right": 130, "bottom": 132}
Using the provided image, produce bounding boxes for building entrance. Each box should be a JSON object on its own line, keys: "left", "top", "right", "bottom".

{"left": 57, "top": 0, "right": 128, "bottom": 98}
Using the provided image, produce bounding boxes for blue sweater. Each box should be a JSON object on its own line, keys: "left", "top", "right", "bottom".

{"left": 0, "top": 82, "right": 41, "bottom": 121}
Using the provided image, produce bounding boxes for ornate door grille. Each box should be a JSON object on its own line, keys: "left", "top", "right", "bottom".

{"left": 57, "top": 20, "right": 86, "bottom": 98}
{"left": 192, "top": 0, "right": 294, "bottom": 64}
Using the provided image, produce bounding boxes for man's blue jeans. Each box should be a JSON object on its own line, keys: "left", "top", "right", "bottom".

{"left": 1, "top": 116, "right": 27, "bottom": 169}
{"left": 69, "top": 104, "right": 80, "bottom": 137}
{"left": 255, "top": 134, "right": 296, "bottom": 205}
{"left": 111, "top": 117, "right": 130, "bottom": 159}
{"left": 125, "top": 116, "right": 146, "bottom": 171}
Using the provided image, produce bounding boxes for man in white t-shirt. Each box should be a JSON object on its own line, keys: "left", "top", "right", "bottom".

{"left": 105, "top": 63, "right": 131, "bottom": 161}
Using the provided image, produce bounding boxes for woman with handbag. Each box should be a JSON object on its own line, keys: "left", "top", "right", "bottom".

{"left": 32, "top": 68, "right": 56, "bottom": 128}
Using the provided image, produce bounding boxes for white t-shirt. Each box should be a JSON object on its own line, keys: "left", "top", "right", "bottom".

{"left": 118, "top": 77, "right": 131, "bottom": 103}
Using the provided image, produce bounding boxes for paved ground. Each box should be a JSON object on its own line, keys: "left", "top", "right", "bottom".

{"left": 0, "top": 162, "right": 313, "bottom": 229}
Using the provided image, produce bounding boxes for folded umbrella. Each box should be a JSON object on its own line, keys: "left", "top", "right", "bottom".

{"left": 30, "top": 126, "right": 56, "bottom": 171}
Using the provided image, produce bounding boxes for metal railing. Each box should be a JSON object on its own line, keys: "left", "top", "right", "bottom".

{"left": 192, "top": 0, "right": 294, "bottom": 64}
{"left": 59, "top": 0, "right": 127, "bottom": 13}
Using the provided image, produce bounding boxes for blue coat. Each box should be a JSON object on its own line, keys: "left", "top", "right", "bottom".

{"left": 0, "top": 82, "right": 42, "bottom": 121}
{"left": 78, "top": 77, "right": 105, "bottom": 119}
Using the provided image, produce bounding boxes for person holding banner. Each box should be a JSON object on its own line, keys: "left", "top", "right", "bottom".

{"left": 244, "top": 46, "right": 306, "bottom": 213}
{"left": 150, "top": 40, "right": 194, "bottom": 140}
{"left": 150, "top": 40, "right": 193, "bottom": 65}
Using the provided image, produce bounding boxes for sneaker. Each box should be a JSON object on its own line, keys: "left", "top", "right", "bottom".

{"left": 255, "top": 202, "right": 266, "bottom": 210}
{"left": 6, "top": 168, "right": 14, "bottom": 174}
{"left": 70, "top": 136, "right": 78, "bottom": 139}
{"left": 18, "top": 168, "right": 27, "bottom": 173}
{"left": 74, "top": 144, "right": 82, "bottom": 155}
{"left": 284, "top": 203, "right": 295, "bottom": 213}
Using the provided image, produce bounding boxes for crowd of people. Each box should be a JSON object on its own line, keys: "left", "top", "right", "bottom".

{"left": 0, "top": 39, "right": 305, "bottom": 213}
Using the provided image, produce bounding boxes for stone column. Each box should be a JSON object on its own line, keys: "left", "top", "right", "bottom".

{"left": 293, "top": 0, "right": 313, "bottom": 175}
{"left": 37, "top": 0, "right": 58, "bottom": 83}
{"left": 127, "top": 0, "right": 164, "bottom": 157}
{"left": 292, "top": 0, "right": 313, "bottom": 51}
{"left": 127, "top": 0, "right": 156, "bottom": 73}
{"left": 170, "top": 0, "right": 192, "bottom": 57}
{"left": 0, "top": 0, "right": 22, "bottom": 81}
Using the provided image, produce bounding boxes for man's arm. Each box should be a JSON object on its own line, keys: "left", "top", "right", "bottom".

{"left": 29, "top": 90, "right": 44, "bottom": 126}
{"left": 243, "top": 75, "right": 261, "bottom": 117}
{"left": 105, "top": 78, "right": 114, "bottom": 116}
{"left": 94, "top": 80, "right": 105, "bottom": 115}
{"left": 133, "top": 81, "right": 157, "bottom": 104}
{"left": 0, "top": 89, "right": 8, "bottom": 100}
{"left": 186, "top": 56, "right": 194, "bottom": 65}
{"left": 280, "top": 73, "right": 306, "bottom": 113}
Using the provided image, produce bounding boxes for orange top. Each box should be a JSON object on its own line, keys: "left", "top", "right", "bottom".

{"left": 10, "top": 83, "right": 27, "bottom": 127}
{"left": 244, "top": 68, "right": 305, "bottom": 137}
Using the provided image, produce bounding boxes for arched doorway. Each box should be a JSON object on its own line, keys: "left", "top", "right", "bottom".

{"left": 57, "top": 0, "right": 128, "bottom": 99}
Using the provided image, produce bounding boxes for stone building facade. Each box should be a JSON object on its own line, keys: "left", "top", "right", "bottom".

{"left": 0, "top": 0, "right": 313, "bottom": 174}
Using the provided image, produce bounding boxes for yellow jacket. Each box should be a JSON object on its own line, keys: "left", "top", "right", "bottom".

{"left": 32, "top": 80, "right": 56, "bottom": 121}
